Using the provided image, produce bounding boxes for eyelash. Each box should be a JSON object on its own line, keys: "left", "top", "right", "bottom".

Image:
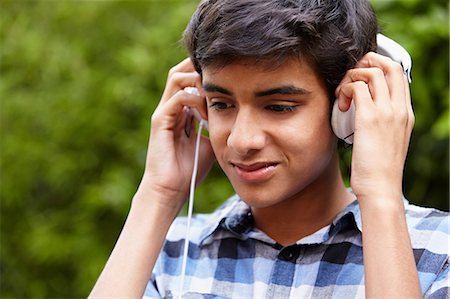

{"left": 266, "top": 104, "right": 298, "bottom": 113}
{"left": 209, "top": 102, "right": 234, "bottom": 111}
{"left": 208, "top": 101, "right": 299, "bottom": 113}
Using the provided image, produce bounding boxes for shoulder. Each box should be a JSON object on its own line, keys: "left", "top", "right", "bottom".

{"left": 165, "top": 194, "right": 242, "bottom": 246}
{"left": 405, "top": 203, "right": 449, "bottom": 240}
{"left": 151, "top": 195, "right": 242, "bottom": 280}
{"left": 404, "top": 203, "right": 449, "bottom": 282}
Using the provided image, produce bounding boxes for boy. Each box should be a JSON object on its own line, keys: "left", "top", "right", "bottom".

{"left": 90, "top": 0, "right": 449, "bottom": 298}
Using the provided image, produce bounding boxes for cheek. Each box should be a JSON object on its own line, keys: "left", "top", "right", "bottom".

{"left": 207, "top": 118, "right": 229, "bottom": 155}
{"left": 286, "top": 107, "right": 332, "bottom": 139}
{"left": 281, "top": 110, "right": 335, "bottom": 156}
{"left": 303, "top": 102, "right": 333, "bottom": 138}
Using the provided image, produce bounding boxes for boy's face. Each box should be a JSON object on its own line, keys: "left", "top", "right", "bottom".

{"left": 202, "top": 58, "right": 337, "bottom": 208}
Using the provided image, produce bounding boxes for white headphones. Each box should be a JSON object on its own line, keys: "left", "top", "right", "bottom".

{"left": 331, "top": 34, "right": 412, "bottom": 144}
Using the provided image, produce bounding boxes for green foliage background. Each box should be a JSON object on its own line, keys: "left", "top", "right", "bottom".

{"left": 1, "top": 0, "right": 448, "bottom": 297}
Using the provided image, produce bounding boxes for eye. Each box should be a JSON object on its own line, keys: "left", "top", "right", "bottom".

{"left": 209, "top": 101, "right": 234, "bottom": 111}
{"left": 266, "top": 104, "right": 298, "bottom": 113}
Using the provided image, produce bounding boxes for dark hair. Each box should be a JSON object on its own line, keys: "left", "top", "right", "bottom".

{"left": 183, "top": 0, "right": 379, "bottom": 98}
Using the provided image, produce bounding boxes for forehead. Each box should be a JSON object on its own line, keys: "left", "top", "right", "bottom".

{"left": 202, "top": 57, "right": 324, "bottom": 90}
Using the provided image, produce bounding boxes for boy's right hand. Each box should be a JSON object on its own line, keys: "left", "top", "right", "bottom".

{"left": 135, "top": 58, "right": 215, "bottom": 213}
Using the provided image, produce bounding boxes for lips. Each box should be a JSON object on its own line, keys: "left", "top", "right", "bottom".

{"left": 231, "top": 161, "right": 278, "bottom": 183}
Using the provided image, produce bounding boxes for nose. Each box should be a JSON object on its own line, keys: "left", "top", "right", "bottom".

{"left": 227, "top": 110, "right": 267, "bottom": 156}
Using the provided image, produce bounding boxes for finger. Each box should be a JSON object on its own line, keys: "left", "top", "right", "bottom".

{"left": 338, "top": 67, "right": 390, "bottom": 107}
{"left": 336, "top": 81, "right": 374, "bottom": 117}
{"left": 167, "top": 58, "right": 196, "bottom": 76}
{"left": 161, "top": 71, "right": 202, "bottom": 103}
{"left": 404, "top": 75, "right": 415, "bottom": 157}
{"left": 404, "top": 74, "right": 415, "bottom": 133}
{"left": 334, "top": 84, "right": 352, "bottom": 112}
{"left": 356, "top": 52, "right": 406, "bottom": 107}
{"left": 171, "top": 58, "right": 205, "bottom": 97}
{"left": 152, "top": 90, "right": 207, "bottom": 132}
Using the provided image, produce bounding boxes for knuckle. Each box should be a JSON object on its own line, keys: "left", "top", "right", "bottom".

{"left": 150, "top": 111, "right": 161, "bottom": 124}
{"left": 392, "top": 62, "right": 404, "bottom": 73}
{"left": 168, "top": 66, "right": 178, "bottom": 78}
{"left": 346, "top": 68, "right": 355, "bottom": 78}
{"left": 354, "top": 81, "right": 367, "bottom": 89}
{"left": 396, "top": 110, "right": 408, "bottom": 123}
{"left": 372, "top": 67, "right": 384, "bottom": 78}
{"left": 348, "top": 69, "right": 362, "bottom": 82}
{"left": 391, "top": 61, "right": 403, "bottom": 73}
{"left": 382, "top": 110, "right": 395, "bottom": 123}
{"left": 364, "top": 51, "right": 377, "bottom": 59}
{"left": 386, "top": 61, "right": 403, "bottom": 74}
{"left": 170, "top": 72, "right": 181, "bottom": 81}
{"left": 379, "top": 53, "right": 394, "bottom": 64}
{"left": 150, "top": 106, "right": 168, "bottom": 125}
{"left": 364, "top": 111, "right": 377, "bottom": 125}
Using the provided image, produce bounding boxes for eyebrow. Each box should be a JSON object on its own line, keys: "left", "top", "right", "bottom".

{"left": 202, "top": 83, "right": 233, "bottom": 96}
{"left": 202, "top": 83, "right": 310, "bottom": 97}
{"left": 255, "top": 86, "right": 311, "bottom": 97}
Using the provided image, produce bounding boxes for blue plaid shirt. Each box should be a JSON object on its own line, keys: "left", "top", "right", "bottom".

{"left": 144, "top": 195, "right": 449, "bottom": 298}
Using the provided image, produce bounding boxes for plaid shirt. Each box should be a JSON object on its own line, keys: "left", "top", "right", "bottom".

{"left": 144, "top": 195, "right": 449, "bottom": 298}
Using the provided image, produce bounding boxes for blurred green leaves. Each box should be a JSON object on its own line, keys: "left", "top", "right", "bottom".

{"left": 1, "top": 0, "right": 448, "bottom": 297}
{"left": 371, "top": 0, "right": 449, "bottom": 211}
{"left": 1, "top": 1, "right": 203, "bottom": 297}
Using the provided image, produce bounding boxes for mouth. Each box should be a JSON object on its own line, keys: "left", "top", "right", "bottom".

{"left": 230, "top": 161, "right": 279, "bottom": 183}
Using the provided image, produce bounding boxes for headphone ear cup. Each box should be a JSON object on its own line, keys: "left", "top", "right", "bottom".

{"left": 331, "top": 99, "right": 355, "bottom": 144}
{"left": 331, "top": 35, "right": 411, "bottom": 146}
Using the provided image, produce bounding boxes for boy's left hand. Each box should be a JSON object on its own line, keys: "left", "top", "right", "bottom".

{"left": 335, "top": 52, "right": 415, "bottom": 204}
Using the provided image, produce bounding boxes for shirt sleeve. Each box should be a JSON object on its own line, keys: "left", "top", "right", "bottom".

{"left": 424, "top": 258, "right": 449, "bottom": 299}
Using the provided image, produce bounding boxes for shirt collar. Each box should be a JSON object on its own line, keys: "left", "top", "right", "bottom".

{"left": 198, "top": 194, "right": 409, "bottom": 246}
{"left": 330, "top": 195, "right": 410, "bottom": 235}
{"left": 199, "top": 195, "right": 251, "bottom": 247}
{"left": 332, "top": 199, "right": 363, "bottom": 232}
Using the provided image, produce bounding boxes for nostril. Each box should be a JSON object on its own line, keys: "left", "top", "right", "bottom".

{"left": 227, "top": 111, "right": 266, "bottom": 154}
{"left": 227, "top": 129, "right": 266, "bottom": 156}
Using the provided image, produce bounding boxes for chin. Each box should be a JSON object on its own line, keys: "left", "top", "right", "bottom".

{"left": 232, "top": 184, "right": 288, "bottom": 209}
{"left": 229, "top": 171, "right": 320, "bottom": 210}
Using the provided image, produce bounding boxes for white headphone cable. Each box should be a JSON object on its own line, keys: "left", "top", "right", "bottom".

{"left": 177, "top": 119, "right": 206, "bottom": 299}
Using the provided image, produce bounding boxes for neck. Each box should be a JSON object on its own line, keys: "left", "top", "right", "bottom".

{"left": 251, "top": 153, "right": 355, "bottom": 246}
